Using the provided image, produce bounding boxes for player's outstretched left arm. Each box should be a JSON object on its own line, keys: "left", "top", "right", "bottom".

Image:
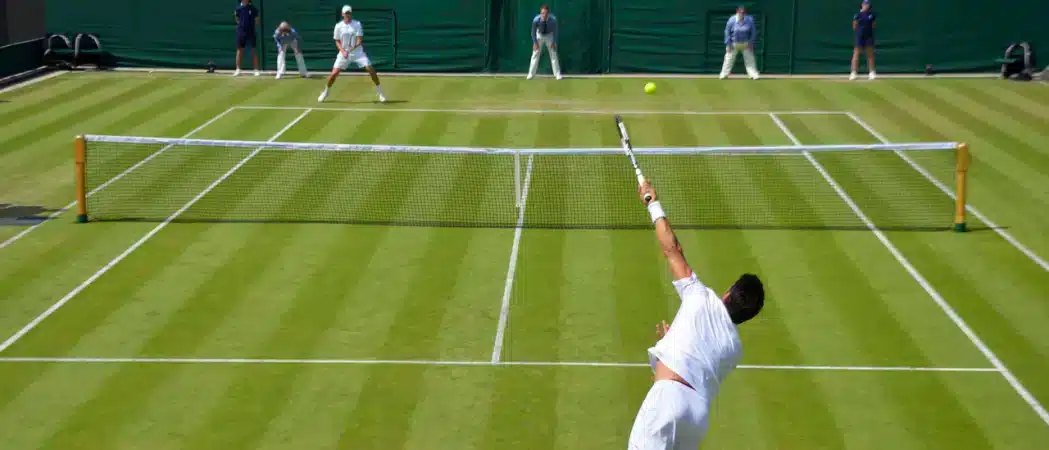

{"left": 639, "top": 180, "right": 692, "bottom": 281}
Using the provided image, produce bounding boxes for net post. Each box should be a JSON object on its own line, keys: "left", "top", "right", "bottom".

{"left": 514, "top": 150, "right": 521, "bottom": 208}
{"left": 953, "top": 142, "right": 970, "bottom": 232}
{"left": 74, "top": 135, "right": 88, "bottom": 223}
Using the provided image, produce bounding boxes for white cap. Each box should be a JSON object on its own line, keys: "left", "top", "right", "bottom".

{"left": 342, "top": 5, "right": 352, "bottom": 14}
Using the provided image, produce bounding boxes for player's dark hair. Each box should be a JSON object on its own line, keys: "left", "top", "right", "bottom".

{"left": 725, "top": 273, "right": 764, "bottom": 325}
{"left": 540, "top": 4, "right": 550, "bottom": 12}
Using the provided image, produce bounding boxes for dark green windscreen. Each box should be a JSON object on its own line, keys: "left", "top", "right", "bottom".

{"left": 45, "top": 0, "right": 1048, "bottom": 74}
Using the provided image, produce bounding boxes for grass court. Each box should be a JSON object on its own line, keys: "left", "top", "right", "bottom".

{"left": 2, "top": 71, "right": 1049, "bottom": 449}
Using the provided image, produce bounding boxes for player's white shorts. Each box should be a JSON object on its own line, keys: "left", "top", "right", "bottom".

{"left": 628, "top": 380, "right": 709, "bottom": 450}
{"left": 334, "top": 50, "right": 371, "bottom": 70}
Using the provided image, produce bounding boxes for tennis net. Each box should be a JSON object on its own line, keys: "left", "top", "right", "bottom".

{"left": 74, "top": 135, "right": 970, "bottom": 231}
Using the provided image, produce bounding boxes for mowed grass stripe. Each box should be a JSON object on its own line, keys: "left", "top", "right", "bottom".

{"left": 783, "top": 116, "right": 999, "bottom": 446}
{"left": 0, "top": 110, "right": 307, "bottom": 348}
{"left": 681, "top": 229, "right": 847, "bottom": 447}
{"left": 87, "top": 108, "right": 303, "bottom": 221}
{"left": 839, "top": 83, "right": 1049, "bottom": 255}
{"left": 0, "top": 113, "right": 306, "bottom": 352}
{"left": 779, "top": 115, "right": 988, "bottom": 361}
{"left": 333, "top": 114, "right": 512, "bottom": 444}
{"left": 967, "top": 81, "right": 1049, "bottom": 123}
{"left": 0, "top": 76, "right": 116, "bottom": 123}
{"left": 275, "top": 109, "right": 479, "bottom": 354}
{"left": 836, "top": 87, "right": 1049, "bottom": 207}
{"left": 783, "top": 114, "right": 953, "bottom": 229}
{"left": 249, "top": 365, "right": 375, "bottom": 450}
{"left": 0, "top": 106, "right": 295, "bottom": 351}
{"left": 687, "top": 111, "right": 847, "bottom": 445}
{"left": 0, "top": 82, "right": 237, "bottom": 208}
{"left": 173, "top": 228, "right": 409, "bottom": 446}
{"left": 879, "top": 232, "right": 1049, "bottom": 413}
{"left": 330, "top": 118, "right": 510, "bottom": 447}
{"left": 897, "top": 80, "right": 1049, "bottom": 173}
{"left": 0, "top": 129, "right": 302, "bottom": 446}
{"left": 545, "top": 111, "right": 643, "bottom": 448}
{"left": 939, "top": 81, "right": 1049, "bottom": 139}
{"left": 703, "top": 373, "right": 771, "bottom": 447}
{"left": 33, "top": 219, "right": 311, "bottom": 450}
{"left": 335, "top": 226, "right": 478, "bottom": 448}
{"left": 859, "top": 82, "right": 1049, "bottom": 197}
{"left": 0, "top": 79, "right": 273, "bottom": 254}
{"left": 481, "top": 113, "right": 568, "bottom": 449}
{"left": 0, "top": 78, "right": 167, "bottom": 156}
{"left": 0, "top": 79, "right": 197, "bottom": 172}
{"left": 8, "top": 107, "right": 321, "bottom": 448}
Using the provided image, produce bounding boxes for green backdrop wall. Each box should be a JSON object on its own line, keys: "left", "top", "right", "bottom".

{"left": 44, "top": 0, "right": 1048, "bottom": 74}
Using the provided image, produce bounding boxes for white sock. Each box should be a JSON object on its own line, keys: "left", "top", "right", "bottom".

{"left": 376, "top": 86, "right": 384, "bottom": 95}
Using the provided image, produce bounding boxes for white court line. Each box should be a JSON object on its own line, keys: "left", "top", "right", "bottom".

{"left": 0, "top": 106, "right": 239, "bottom": 251}
{"left": 845, "top": 112, "right": 1049, "bottom": 273}
{"left": 770, "top": 113, "right": 1049, "bottom": 427}
{"left": 0, "top": 70, "right": 66, "bottom": 94}
{"left": 0, "top": 109, "right": 313, "bottom": 353}
{"left": 235, "top": 105, "right": 848, "bottom": 116}
{"left": 490, "top": 154, "right": 534, "bottom": 363}
{"left": 0, "top": 356, "right": 999, "bottom": 372}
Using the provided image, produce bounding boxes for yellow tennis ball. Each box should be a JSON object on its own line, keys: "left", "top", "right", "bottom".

{"left": 644, "top": 82, "right": 657, "bottom": 94}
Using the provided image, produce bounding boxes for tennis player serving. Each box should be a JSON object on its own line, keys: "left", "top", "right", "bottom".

{"left": 628, "top": 179, "right": 765, "bottom": 449}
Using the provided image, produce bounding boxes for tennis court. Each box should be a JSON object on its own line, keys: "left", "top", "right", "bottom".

{"left": 2, "top": 72, "right": 1049, "bottom": 449}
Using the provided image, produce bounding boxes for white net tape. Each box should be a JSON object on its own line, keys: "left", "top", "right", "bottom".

{"left": 83, "top": 135, "right": 959, "bottom": 155}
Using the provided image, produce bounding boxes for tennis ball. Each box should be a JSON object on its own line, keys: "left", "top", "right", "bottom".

{"left": 644, "top": 82, "right": 656, "bottom": 94}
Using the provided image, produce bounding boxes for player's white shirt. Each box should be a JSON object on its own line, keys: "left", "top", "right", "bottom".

{"left": 647, "top": 272, "right": 742, "bottom": 403}
{"left": 333, "top": 19, "right": 364, "bottom": 52}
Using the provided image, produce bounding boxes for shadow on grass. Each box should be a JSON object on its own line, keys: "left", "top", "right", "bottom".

{"left": 0, "top": 203, "right": 60, "bottom": 226}
{"left": 91, "top": 216, "right": 999, "bottom": 233}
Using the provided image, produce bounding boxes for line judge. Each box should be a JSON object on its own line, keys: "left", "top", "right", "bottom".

{"left": 719, "top": 5, "right": 760, "bottom": 80}
{"left": 527, "top": 4, "right": 562, "bottom": 80}
{"left": 233, "top": 0, "right": 260, "bottom": 76}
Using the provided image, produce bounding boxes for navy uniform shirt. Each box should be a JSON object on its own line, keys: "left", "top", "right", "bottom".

{"left": 235, "top": 4, "right": 259, "bottom": 36}
{"left": 854, "top": 10, "right": 875, "bottom": 37}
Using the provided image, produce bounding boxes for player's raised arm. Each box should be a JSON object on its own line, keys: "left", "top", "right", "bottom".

{"left": 639, "top": 179, "right": 691, "bottom": 281}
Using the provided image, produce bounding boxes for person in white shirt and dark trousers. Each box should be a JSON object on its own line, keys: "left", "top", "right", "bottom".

{"left": 720, "top": 6, "right": 760, "bottom": 80}
{"left": 527, "top": 4, "right": 562, "bottom": 80}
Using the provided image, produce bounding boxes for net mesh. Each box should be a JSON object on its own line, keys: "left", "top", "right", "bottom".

{"left": 81, "top": 136, "right": 961, "bottom": 231}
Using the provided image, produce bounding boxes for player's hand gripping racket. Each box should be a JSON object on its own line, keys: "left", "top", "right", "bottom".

{"left": 614, "top": 115, "right": 653, "bottom": 204}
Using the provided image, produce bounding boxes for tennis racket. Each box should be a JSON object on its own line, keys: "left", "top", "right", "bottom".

{"left": 614, "top": 115, "right": 653, "bottom": 203}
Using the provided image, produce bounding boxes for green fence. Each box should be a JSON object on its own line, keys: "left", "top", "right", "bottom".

{"left": 0, "top": 38, "right": 44, "bottom": 79}
{"left": 44, "top": 0, "right": 1048, "bottom": 74}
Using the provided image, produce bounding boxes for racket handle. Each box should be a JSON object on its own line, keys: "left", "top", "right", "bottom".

{"left": 637, "top": 173, "right": 653, "bottom": 202}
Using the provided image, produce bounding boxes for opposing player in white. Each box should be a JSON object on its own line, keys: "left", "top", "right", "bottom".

{"left": 273, "top": 22, "right": 308, "bottom": 79}
{"left": 318, "top": 5, "right": 386, "bottom": 103}
{"left": 628, "top": 179, "right": 765, "bottom": 449}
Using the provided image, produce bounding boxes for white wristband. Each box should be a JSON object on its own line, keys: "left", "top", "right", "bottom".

{"left": 647, "top": 201, "right": 666, "bottom": 223}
